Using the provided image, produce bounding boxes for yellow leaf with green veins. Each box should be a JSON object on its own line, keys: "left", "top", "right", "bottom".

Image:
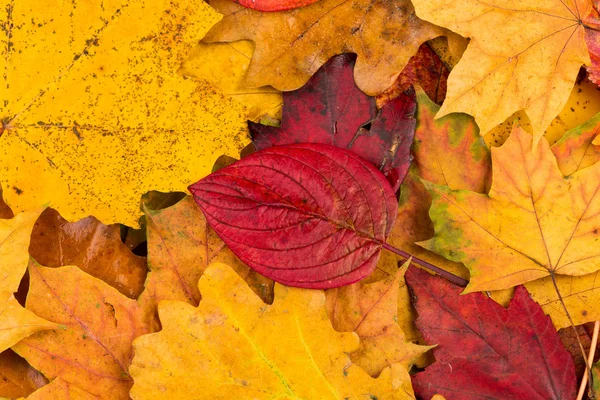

{"left": 0, "top": 0, "right": 249, "bottom": 227}
{"left": 421, "top": 126, "right": 600, "bottom": 293}
{"left": 130, "top": 263, "right": 415, "bottom": 400}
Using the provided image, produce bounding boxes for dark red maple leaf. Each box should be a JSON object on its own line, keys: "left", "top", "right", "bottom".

{"left": 189, "top": 143, "right": 397, "bottom": 289}
{"left": 406, "top": 267, "right": 577, "bottom": 400}
{"left": 250, "top": 54, "right": 416, "bottom": 192}
{"left": 584, "top": 3, "right": 600, "bottom": 86}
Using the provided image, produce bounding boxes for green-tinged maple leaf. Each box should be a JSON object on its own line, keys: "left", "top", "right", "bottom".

{"left": 422, "top": 126, "right": 600, "bottom": 292}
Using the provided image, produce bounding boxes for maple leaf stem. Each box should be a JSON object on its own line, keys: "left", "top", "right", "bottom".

{"left": 549, "top": 272, "right": 593, "bottom": 396}
{"left": 381, "top": 242, "right": 468, "bottom": 287}
{"left": 576, "top": 320, "right": 599, "bottom": 400}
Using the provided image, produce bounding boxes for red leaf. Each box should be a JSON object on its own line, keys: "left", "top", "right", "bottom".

{"left": 250, "top": 54, "right": 416, "bottom": 192}
{"left": 231, "top": 0, "right": 320, "bottom": 12}
{"left": 188, "top": 143, "right": 397, "bottom": 289}
{"left": 585, "top": 4, "right": 600, "bottom": 86}
{"left": 406, "top": 267, "right": 577, "bottom": 400}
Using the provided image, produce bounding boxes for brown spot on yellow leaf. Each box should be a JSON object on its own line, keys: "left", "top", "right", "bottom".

{"left": 0, "top": 0, "right": 250, "bottom": 227}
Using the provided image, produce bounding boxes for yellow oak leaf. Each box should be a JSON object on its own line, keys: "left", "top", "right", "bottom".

{"left": 411, "top": 0, "right": 592, "bottom": 145}
{"left": 422, "top": 126, "right": 600, "bottom": 293}
{"left": 180, "top": 41, "right": 282, "bottom": 122}
{"left": 12, "top": 261, "right": 151, "bottom": 399}
{"left": 20, "top": 378, "right": 98, "bottom": 400}
{"left": 326, "top": 265, "right": 430, "bottom": 377}
{"left": 0, "top": 210, "right": 57, "bottom": 352}
{"left": 138, "top": 196, "right": 273, "bottom": 330}
{"left": 0, "top": 0, "right": 249, "bottom": 227}
{"left": 130, "top": 262, "right": 415, "bottom": 400}
{"left": 202, "top": 0, "right": 448, "bottom": 95}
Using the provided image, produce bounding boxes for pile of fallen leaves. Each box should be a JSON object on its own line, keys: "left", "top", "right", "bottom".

{"left": 3, "top": 0, "right": 600, "bottom": 398}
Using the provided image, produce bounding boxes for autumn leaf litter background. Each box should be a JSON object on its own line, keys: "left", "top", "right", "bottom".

{"left": 3, "top": 0, "right": 600, "bottom": 398}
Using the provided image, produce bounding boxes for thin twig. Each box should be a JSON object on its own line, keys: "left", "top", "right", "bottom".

{"left": 381, "top": 242, "right": 469, "bottom": 287}
{"left": 576, "top": 321, "right": 599, "bottom": 400}
{"left": 550, "top": 273, "right": 593, "bottom": 398}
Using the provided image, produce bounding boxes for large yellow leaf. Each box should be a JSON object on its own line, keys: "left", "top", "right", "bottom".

{"left": 0, "top": 210, "right": 57, "bottom": 352}
{"left": 202, "top": 0, "right": 448, "bottom": 95}
{"left": 12, "top": 262, "right": 151, "bottom": 399}
{"left": 130, "top": 263, "right": 415, "bottom": 399}
{"left": 0, "top": 0, "right": 249, "bottom": 227}
{"left": 422, "top": 126, "right": 600, "bottom": 292}
{"left": 411, "top": 0, "right": 591, "bottom": 145}
{"left": 138, "top": 196, "right": 273, "bottom": 330}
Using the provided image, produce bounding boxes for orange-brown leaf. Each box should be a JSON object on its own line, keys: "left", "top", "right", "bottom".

{"left": 0, "top": 350, "right": 46, "bottom": 398}
{"left": 29, "top": 208, "right": 147, "bottom": 299}
{"left": 12, "top": 261, "right": 151, "bottom": 400}
{"left": 22, "top": 378, "right": 98, "bottom": 400}
{"left": 326, "top": 266, "right": 429, "bottom": 376}
{"left": 203, "top": 0, "right": 447, "bottom": 95}
{"left": 0, "top": 189, "right": 13, "bottom": 219}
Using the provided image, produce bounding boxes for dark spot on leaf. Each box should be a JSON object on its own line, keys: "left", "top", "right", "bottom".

{"left": 582, "top": 310, "right": 588, "bottom": 316}
{"left": 13, "top": 186, "right": 22, "bottom": 195}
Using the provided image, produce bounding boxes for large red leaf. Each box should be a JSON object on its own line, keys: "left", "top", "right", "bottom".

{"left": 232, "top": 0, "right": 320, "bottom": 11}
{"left": 249, "top": 54, "right": 416, "bottom": 192}
{"left": 406, "top": 267, "right": 577, "bottom": 400}
{"left": 188, "top": 143, "right": 397, "bottom": 289}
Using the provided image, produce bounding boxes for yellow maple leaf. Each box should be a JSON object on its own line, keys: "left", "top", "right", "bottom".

{"left": 0, "top": 0, "right": 249, "bottom": 227}
{"left": 0, "top": 210, "right": 57, "bottom": 352}
{"left": 130, "top": 262, "right": 415, "bottom": 400}
{"left": 202, "top": 0, "right": 449, "bottom": 95}
{"left": 411, "top": 0, "right": 591, "bottom": 145}
{"left": 421, "top": 126, "right": 600, "bottom": 293}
